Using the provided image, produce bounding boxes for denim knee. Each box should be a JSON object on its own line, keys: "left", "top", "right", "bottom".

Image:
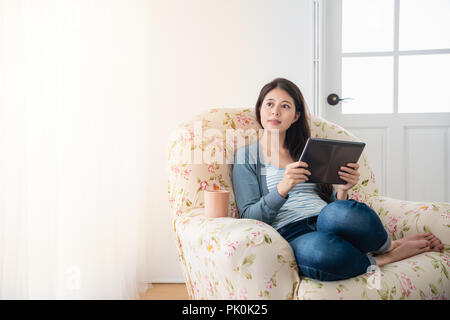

{"left": 317, "top": 200, "right": 389, "bottom": 253}
{"left": 317, "top": 200, "right": 380, "bottom": 229}
{"left": 289, "top": 231, "right": 372, "bottom": 281}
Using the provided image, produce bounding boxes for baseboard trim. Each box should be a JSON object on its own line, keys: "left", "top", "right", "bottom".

{"left": 144, "top": 279, "right": 185, "bottom": 284}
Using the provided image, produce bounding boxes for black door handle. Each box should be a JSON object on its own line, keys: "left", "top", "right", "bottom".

{"left": 327, "top": 93, "right": 353, "bottom": 105}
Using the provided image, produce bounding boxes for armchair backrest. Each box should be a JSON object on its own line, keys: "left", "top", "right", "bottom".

{"left": 168, "top": 108, "right": 379, "bottom": 218}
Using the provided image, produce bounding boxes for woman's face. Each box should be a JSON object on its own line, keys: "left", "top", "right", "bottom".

{"left": 260, "top": 87, "right": 300, "bottom": 132}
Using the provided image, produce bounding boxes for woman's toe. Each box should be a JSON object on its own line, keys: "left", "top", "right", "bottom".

{"left": 430, "top": 238, "right": 440, "bottom": 246}
{"left": 430, "top": 241, "right": 444, "bottom": 252}
{"left": 417, "top": 239, "right": 431, "bottom": 249}
{"left": 426, "top": 234, "right": 442, "bottom": 244}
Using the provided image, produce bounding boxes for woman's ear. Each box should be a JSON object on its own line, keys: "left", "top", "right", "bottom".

{"left": 292, "top": 112, "right": 300, "bottom": 124}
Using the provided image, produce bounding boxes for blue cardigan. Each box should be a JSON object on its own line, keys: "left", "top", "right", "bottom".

{"left": 232, "top": 141, "right": 337, "bottom": 225}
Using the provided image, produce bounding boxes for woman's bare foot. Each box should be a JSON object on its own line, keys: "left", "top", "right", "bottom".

{"left": 373, "top": 239, "right": 431, "bottom": 267}
{"left": 390, "top": 233, "right": 444, "bottom": 253}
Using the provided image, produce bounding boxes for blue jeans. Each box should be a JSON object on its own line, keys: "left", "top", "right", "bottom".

{"left": 278, "top": 200, "right": 391, "bottom": 281}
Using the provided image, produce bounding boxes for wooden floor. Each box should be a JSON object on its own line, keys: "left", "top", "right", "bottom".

{"left": 139, "top": 283, "right": 190, "bottom": 300}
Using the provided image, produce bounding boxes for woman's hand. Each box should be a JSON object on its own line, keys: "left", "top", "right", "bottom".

{"left": 337, "top": 163, "right": 360, "bottom": 193}
{"left": 277, "top": 161, "right": 311, "bottom": 198}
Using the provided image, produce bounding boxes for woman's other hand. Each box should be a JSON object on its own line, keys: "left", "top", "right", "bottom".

{"left": 337, "top": 163, "right": 360, "bottom": 193}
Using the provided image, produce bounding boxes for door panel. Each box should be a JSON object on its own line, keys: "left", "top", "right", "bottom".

{"left": 319, "top": 0, "right": 450, "bottom": 202}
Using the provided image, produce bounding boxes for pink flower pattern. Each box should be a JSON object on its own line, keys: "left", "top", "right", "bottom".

{"left": 386, "top": 216, "right": 399, "bottom": 234}
{"left": 350, "top": 190, "right": 363, "bottom": 202}
{"left": 204, "top": 275, "right": 215, "bottom": 296}
{"left": 236, "top": 115, "right": 254, "bottom": 126}
{"left": 370, "top": 171, "right": 376, "bottom": 184}
{"left": 247, "top": 231, "right": 262, "bottom": 247}
{"left": 181, "top": 129, "right": 194, "bottom": 142}
{"left": 238, "top": 287, "right": 248, "bottom": 300}
{"left": 441, "top": 211, "right": 450, "bottom": 219}
{"left": 407, "top": 261, "right": 421, "bottom": 278}
{"left": 183, "top": 169, "right": 191, "bottom": 180}
{"left": 398, "top": 272, "right": 416, "bottom": 298}
{"left": 192, "top": 281, "right": 200, "bottom": 297}
{"left": 224, "top": 241, "right": 238, "bottom": 256}
{"left": 264, "top": 276, "right": 273, "bottom": 290}
{"left": 442, "top": 254, "right": 450, "bottom": 268}
{"left": 199, "top": 180, "right": 209, "bottom": 190}
{"left": 171, "top": 166, "right": 180, "bottom": 175}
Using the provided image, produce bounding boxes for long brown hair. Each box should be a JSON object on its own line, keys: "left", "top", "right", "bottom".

{"left": 255, "top": 78, "right": 334, "bottom": 203}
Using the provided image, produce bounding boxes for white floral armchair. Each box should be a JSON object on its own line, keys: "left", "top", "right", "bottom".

{"left": 167, "top": 107, "right": 450, "bottom": 300}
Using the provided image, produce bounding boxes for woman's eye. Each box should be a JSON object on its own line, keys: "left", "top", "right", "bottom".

{"left": 264, "top": 102, "right": 290, "bottom": 108}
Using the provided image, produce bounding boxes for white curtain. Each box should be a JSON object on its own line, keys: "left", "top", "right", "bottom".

{"left": 0, "top": 0, "right": 152, "bottom": 299}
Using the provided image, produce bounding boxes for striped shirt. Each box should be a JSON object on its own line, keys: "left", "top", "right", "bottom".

{"left": 264, "top": 162, "right": 329, "bottom": 230}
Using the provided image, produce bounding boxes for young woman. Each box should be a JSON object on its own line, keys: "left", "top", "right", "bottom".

{"left": 232, "top": 78, "right": 443, "bottom": 281}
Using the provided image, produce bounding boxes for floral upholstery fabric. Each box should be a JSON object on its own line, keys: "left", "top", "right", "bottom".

{"left": 174, "top": 208, "right": 300, "bottom": 299}
{"left": 168, "top": 107, "right": 450, "bottom": 300}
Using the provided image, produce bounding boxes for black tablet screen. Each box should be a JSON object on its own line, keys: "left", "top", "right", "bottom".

{"left": 299, "top": 138, "right": 366, "bottom": 184}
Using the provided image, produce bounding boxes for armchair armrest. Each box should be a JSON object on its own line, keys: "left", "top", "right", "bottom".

{"left": 367, "top": 196, "right": 450, "bottom": 247}
{"left": 173, "top": 208, "right": 301, "bottom": 300}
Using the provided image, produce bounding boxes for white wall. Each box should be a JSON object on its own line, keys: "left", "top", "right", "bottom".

{"left": 148, "top": 0, "right": 315, "bottom": 282}
{"left": 0, "top": 0, "right": 315, "bottom": 285}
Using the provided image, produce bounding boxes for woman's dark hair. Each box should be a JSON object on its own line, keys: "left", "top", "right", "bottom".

{"left": 255, "top": 77, "right": 334, "bottom": 203}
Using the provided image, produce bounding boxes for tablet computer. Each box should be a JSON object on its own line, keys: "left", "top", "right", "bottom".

{"left": 299, "top": 137, "right": 366, "bottom": 184}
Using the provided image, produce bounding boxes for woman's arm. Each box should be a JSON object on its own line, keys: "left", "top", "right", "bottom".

{"left": 337, "top": 189, "right": 349, "bottom": 200}
{"left": 232, "top": 149, "right": 287, "bottom": 224}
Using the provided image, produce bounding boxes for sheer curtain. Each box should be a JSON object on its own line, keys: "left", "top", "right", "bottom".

{"left": 0, "top": 0, "right": 152, "bottom": 299}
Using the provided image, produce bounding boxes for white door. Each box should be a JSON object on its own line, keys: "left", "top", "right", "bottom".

{"left": 319, "top": 0, "right": 450, "bottom": 202}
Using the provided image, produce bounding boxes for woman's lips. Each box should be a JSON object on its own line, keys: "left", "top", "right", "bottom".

{"left": 268, "top": 120, "right": 281, "bottom": 125}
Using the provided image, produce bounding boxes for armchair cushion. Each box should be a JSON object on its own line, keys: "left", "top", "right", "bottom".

{"left": 367, "top": 196, "right": 450, "bottom": 246}
{"left": 297, "top": 196, "right": 450, "bottom": 299}
{"left": 174, "top": 208, "right": 300, "bottom": 299}
{"left": 297, "top": 250, "right": 449, "bottom": 299}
